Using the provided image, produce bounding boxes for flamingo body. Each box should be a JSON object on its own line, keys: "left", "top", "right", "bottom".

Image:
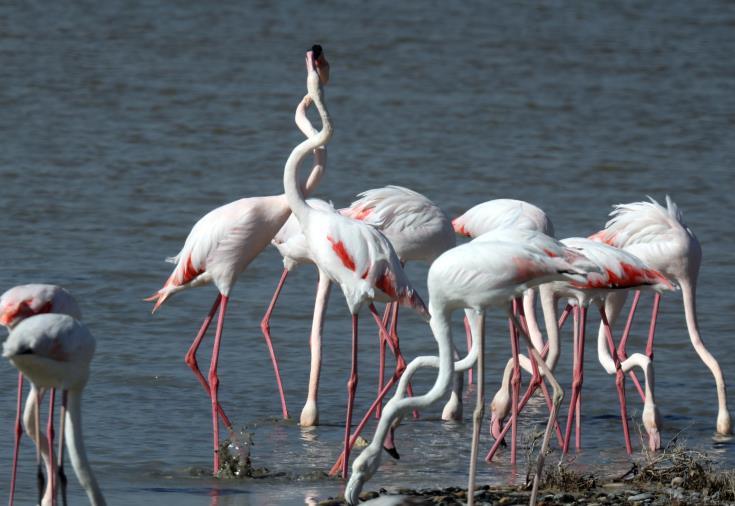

{"left": 452, "top": 199, "right": 554, "bottom": 238}
{"left": 1, "top": 284, "right": 81, "bottom": 328}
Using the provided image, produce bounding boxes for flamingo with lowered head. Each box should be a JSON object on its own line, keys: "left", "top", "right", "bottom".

{"left": 1, "top": 284, "right": 82, "bottom": 506}
{"left": 487, "top": 237, "right": 674, "bottom": 461}
{"left": 345, "top": 231, "right": 591, "bottom": 506}
{"left": 590, "top": 195, "right": 731, "bottom": 436}
{"left": 4, "top": 313, "right": 105, "bottom": 506}
{"left": 282, "top": 48, "right": 429, "bottom": 479}
{"left": 145, "top": 46, "right": 330, "bottom": 472}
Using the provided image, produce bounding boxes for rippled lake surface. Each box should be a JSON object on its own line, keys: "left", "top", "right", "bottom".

{"left": 1, "top": 1, "right": 734, "bottom": 504}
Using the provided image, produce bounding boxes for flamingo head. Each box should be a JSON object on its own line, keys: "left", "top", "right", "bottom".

{"left": 643, "top": 403, "right": 662, "bottom": 451}
{"left": 344, "top": 443, "right": 382, "bottom": 505}
{"left": 306, "top": 44, "right": 330, "bottom": 85}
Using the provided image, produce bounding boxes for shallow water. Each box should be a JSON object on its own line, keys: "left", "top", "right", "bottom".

{"left": 1, "top": 0, "right": 734, "bottom": 504}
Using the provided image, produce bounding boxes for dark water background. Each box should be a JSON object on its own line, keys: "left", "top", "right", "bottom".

{"left": 1, "top": 1, "right": 734, "bottom": 504}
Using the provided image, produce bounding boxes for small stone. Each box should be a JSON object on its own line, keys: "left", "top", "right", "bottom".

{"left": 354, "top": 436, "right": 369, "bottom": 448}
{"left": 497, "top": 497, "right": 513, "bottom": 505}
{"left": 628, "top": 493, "right": 652, "bottom": 502}
{"left": 670, "top": 476, "right": 684, "bottom": 487}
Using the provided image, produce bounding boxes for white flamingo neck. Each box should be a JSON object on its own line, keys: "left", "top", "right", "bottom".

{"left": 65, "top": 390, "right": 106, "bottom": 506}
{"left": 284, "top": 75, "right": 332, "bottom": 225}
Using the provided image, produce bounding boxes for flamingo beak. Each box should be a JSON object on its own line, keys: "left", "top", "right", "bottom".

{"left": 306, "top": 44, "right": 329, "bottom": 85}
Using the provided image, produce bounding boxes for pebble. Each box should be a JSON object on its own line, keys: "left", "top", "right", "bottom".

{"left": 628, "top": 492, "right": 652, "bottom": 502}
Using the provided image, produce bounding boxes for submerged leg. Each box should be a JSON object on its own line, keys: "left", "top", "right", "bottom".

{"left": 508, "top": 309, "right": 564, "bottom": 506}
{"left": 599, "top": 306, "right": 632, "bottom": 454}
{"left": 509, "top": 301, "right": 521, "bottom": 465}
{"left": 301, "top": 272, "right": 331, "bottom": 427}
{"left": 208, "top": 295, "right": 229, "bottom": 473}
{"left": 562, "top": 306, "right": 587, "bottom": 454}
{"left": 342, "top": 314, "right": 360, "bottom": 479}
{"left": 47, "top": 389, "right": 56, "bottom": 506}
{"left": 259, "top": 268, "right": 291, "bottom": 419}
{"left": 467, "top": 313, "right": 486, "bottom": 506}
{"left": 58, "top": 391, "right": 68, "bottom": 506}
{"left": 9, "top": 372, "right": 24, "bottom": 506}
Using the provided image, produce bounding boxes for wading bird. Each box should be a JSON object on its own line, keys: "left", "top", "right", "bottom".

{"left": 145, "top": 46, "right": 330, "bottom": 472}
{"left": 4, "top": 314, "right": 105, "bottom": 506}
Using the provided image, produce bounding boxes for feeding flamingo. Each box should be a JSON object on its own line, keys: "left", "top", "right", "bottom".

{"left": 282, "top": 48, "right": 429, "bottom": 479}
{"left": 487, "top": 238, "right": 674, "bottom": 461}
{"left": 4, "top": 313, "right": 105, "bottom": 506}
{"left": 590, "top": 195, "right": 731, "bottom": 436}
{"left": 344, "top": 231, "right": 591, "bottom": 506}
{"left": 450, "top": 199, "right": 555, "bottom": 389}
{"left": 145, "top": 45, "right": 331, "bottom": 472}
{"left": 1, "top": 284, "right": 82, "bottom": 506}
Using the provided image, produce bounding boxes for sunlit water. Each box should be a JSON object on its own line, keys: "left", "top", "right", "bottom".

{"left": 1, "top": 1, "right": 734, "bottom": 504}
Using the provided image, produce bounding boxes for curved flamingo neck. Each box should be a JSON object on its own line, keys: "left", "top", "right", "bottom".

{"left": 284, "top": 74, "right": 332, "bottom": 225}
{"left": 65, "top": 390, "right": 106, "bottom": 506}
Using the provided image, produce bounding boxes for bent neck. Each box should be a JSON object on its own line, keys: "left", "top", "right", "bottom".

{"left": 284, "top": 78, "right": 333, "bottom": 224}
{"left": 65, "top": 390, "right": 106, "bottom": 506}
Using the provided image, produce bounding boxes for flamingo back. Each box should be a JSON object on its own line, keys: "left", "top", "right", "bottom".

{"left": 562, "top": 237, "right": 675, "bottom": 292}
{"left": 451, "top": 199, "right": 554, "bottom": 238}
{"left": 305, "top": 209, "right": 429, "bottom": 319}
{"left": 0, "top": 284, "right": 81, "bottom": 329}
{"left": 588, "top": 195, "right": 699, "bottom": 280}
{"left": 343, "top": 186, "right": 455, "bottom": 263}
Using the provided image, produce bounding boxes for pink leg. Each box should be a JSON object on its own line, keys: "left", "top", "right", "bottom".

{"left": 599, "top": 307, "right": 632, "bottom": 454}
{"left": 34, "top": 390, "right": 43, "bottom": 506}
{"left": 208, "top": 295, "right": 229, "bottom": 474}
{"left": 386, "top": 303, "right": 418, "bottom": 419}
{"left": 465, "top": 315, "right": 474, "bottom": 386}
{"left": 646, "top": 293, "right": 661, "bottom": 360}
{"left": 509, "top": 300, "right": 521, "bottom": 465}
{"left": 376, "top": 303, "right": 391, "bottom": 419}
{"left": 368, "top": 304, "right": 417, "bottom": 418}
{"left": 259, "top": 268, "right": 290, "bottom": 419}
{"left": 185, "top": 294, "right": 232, "bottom": 430}
{"left": 9, "top": 372, "right": 23, "bottom": 506}
{"left": 342, "top": 314, "right": 359, "bottom": 479}
{"left": 329, "top": 355, "right": 406, "bottom": 476}
{"left": 57, "top": 391, "right": 68, "bottom": 506}
{"left": 616, "top": 291, "right": 646, "bottom": 401}
{"left": 47, "top": 389, "right": 56, "bottom": 506}
{"left": 562, "top": 306, "right": 587, "bottom": 454}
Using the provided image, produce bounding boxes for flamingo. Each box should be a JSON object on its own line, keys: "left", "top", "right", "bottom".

{"left": 487, "top": 238, "right": 674, "bottom": 460}
{"left": 282, "top": 48, "right": 429, "bottom": 479}
{"left": 264, "top": 93, "right": 455, "bottom": 426}
{"left": 145, "top": 45, "right": 331, "bottom": 472}
{"left": 3, "top": 313, "right": 106, "bottom": 506}
{"left": 590, "top": 195, "right": 732, "bottom": 435}
{"left": 344, "top": 232, "right": 590, "bottom": 506}
{"left": 1, "top": 284, "right": 82, "bottom": 506}
{"left": 450, "top": 199, "right": 554, "bottom": 389}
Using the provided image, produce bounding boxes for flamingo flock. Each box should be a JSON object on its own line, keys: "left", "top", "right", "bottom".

{"left": 3, "top": 46, "right": 731, "bottom": 506}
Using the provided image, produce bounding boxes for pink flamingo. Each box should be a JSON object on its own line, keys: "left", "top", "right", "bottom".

{"left": 1, "top": 284, "right": 82, "bottom": 506}
{"left": 590, "top": 195, "right": 732, "bottom": 435}
{"left": 4, "top": 313, "right": 105, "bottom": 506}
{"left": 344, "top": 231, "right": 590, "bottom": 506}
{"left": 471, "top": 229, "right": 596, "bottom": 465}
{"left": 451, "top": 199, "right": 555, "bottom": 386}
{"left": 282, "top": 49, "right": 429, "bottom": 479}
{"left": 145, "top": 46, "right": 330, "bottom": 473}
{"left": 265, "top": 94, "right": 455, "bottom": 425}
{"left": 487, "top": 238, "right": 674, "bottom": 460}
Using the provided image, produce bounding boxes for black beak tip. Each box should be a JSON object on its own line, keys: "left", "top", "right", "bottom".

{"left": 311, "top": 44, "right": 323, "bottom": 59}
{"left": 383, "top": 446, "right": 400, "bottom": 460}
